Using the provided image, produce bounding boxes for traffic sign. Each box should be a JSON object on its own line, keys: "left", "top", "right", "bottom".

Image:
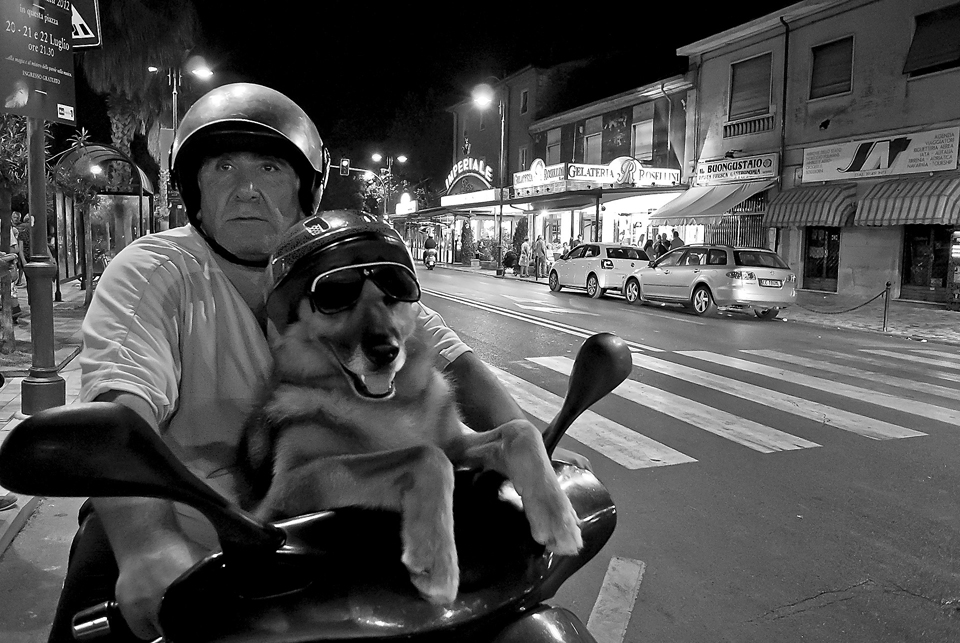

{"left": 71, "top": 0, "right": 102, "bottom": 49}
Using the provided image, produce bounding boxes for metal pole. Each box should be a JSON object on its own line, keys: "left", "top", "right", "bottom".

{"left": 21, "top": 117, "right": 65, "bottom": 415}
{"left": 496, "top": 98, "right": 506, "bottom": 277}
{"left": 882, "top": 280, "right": 891, "bottom": 332}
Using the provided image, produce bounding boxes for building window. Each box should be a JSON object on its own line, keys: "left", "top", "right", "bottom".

{"left": 546, "top": 128, "right": 561, "bottom": 164}
{"left": 729, "top": 53, "right": 772, "bottom": 120}
{"left": 520, "top": 89, "right": 529, "bottom": 115}
{"left": 583, "top": 116, "right": 602, "bottom": 164}
{"left": 904, "top": 3, "right": 960, "bottom": 77}
{"left": 810, "top": 36, "right": 853, "bottom": 99}
{"left": 632, "top": 119, "right": 653, "bottom": 160}
{"left": 519, "top": 145, "right": 528, "bottom": 170}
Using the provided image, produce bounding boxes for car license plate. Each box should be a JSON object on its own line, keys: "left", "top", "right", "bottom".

{"left": 759, "top": 279, "right": 782, "bottom": 288}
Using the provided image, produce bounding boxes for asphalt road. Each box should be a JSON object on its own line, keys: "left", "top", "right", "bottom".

{"left": 418, "top": 269, "right": 960, "bottom": 643}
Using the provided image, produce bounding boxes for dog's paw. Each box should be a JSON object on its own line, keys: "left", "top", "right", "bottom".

{"left": 524, "top": 483, "right": 583, "bottom": 556}
{"left": 401, "top": 533, "right": 459, "bottom": 604}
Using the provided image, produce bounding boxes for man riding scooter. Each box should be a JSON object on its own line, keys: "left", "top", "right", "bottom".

{"left": 423, "top": 231, "right": 438, "bottom": 270}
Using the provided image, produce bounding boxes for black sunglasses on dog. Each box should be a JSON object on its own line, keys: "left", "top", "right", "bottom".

{"left": 308, "top": 263, "right": 421, "bottom": 314}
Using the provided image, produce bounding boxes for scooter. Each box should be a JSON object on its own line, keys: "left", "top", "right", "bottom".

{"left": 0, "top": 333, "right": 633, "bottom": 643}
{"left": 423, "top": 248, "right": 437, "bottom": 270}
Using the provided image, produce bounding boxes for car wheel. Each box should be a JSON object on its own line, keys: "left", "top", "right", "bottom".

{"left": 624, "top": 278, "right": 641, "bottom": 305}
{"left": 754, "top": 307, "right": 779, "bottom": 320}
{"left": 549, "top": 271, "right": 562, "bottom": 292}
{"left": 691, "top": 285, "right": 717, "bottom": 316}
{"left": 587, "top": 274, "right": 603, "bottom": 298}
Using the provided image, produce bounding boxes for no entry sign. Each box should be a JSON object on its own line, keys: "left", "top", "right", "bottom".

{"left": 0, "top": 0, "right": 76, "bottom": 124}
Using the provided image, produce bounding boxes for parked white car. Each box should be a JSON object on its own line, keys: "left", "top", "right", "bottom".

{"left": 548, "top": 243, "right": 649, "bottom": 298}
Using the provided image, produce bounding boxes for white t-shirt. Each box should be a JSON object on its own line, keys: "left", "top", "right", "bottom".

{"left": 79, "top": 225, "right": 471, "bottom": 545}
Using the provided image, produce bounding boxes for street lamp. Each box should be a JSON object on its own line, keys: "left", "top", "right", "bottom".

{"left": 472, "top": 82, "right": 507, "bottom": 277}
{"left": 371, "top": 152, "right": 407, "bottom": 220}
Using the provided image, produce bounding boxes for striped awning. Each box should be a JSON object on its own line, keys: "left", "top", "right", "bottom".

{"left": 854, "top": 176, "right": 960, "bottom": 226}
{"left": 649, "top": 180, "right": 776, "bottom": 226}
{"left": 765, "top": 183, "right": 856, "bottom": 227}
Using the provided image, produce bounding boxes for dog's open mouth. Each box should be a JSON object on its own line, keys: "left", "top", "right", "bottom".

{"left": 342, "top": 365, "right": 396, "bottom": 399}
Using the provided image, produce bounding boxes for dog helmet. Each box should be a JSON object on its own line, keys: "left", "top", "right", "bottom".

{"left": 266, "top": 210, "right": 418, "bottom": 330}
{"left": 171, "top": 82, "right": 331, "bottom": 226}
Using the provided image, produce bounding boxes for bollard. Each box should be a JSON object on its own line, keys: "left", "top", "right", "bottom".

{"left": 882, "top": 281, "right": 891, "bottom": 332}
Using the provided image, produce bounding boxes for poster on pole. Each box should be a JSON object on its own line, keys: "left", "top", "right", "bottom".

{"left": 0, "top": 0, "right": 76, "bottom": 124}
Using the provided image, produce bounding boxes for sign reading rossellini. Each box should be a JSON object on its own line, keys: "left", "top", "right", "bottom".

{"left": 695, "top": 153, "right": 778, "bottom": 185}
{"left": 513, "top": 157, "right": 680, "bottom": 189}
{"left": 802, "top": 127, "right": 959, "bottom": 183}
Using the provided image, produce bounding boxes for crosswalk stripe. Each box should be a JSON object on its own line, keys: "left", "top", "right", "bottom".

{"left": 809, "top": 349, "right": 960, "bottom": 384}
{"left": 861, "top": 349, "right": 960, "bottom": 371}
{"left": 530, "top": 357, "right": 818, "bottom": 453}
{"left": 745, "top": 349, "right": 959, "bottom": 402}
{"left": 632, "top": 354, "right": 923, "bottom": 440}
{"left": 681, "top": 351, "right": 960, "bottom": 426}
{"left": 486, "top": 364, "right": 696, "bottom": 469}
{"left": 588, "top": 557, "right": 645, "bottom": 643}
{"left": 907, "top": 348, "right": 960, "bottom": 361}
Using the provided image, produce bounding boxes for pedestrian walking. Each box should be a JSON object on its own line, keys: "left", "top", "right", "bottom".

{"left": 520, "top": 237, "right": 531, "bottom": 277}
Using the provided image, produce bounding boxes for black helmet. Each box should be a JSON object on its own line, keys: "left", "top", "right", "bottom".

{"left": 266, "top": 210, "right": 419, "bottom": 331}
{"left": 171, "top": 82, "right": 330, "bottom": 225}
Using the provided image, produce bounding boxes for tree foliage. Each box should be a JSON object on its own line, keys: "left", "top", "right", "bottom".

{"left": 512, "top": 217, "right": 528, "bottom": 255}
{"left": 460, "top": 219, "right": 476, "bottom": 266}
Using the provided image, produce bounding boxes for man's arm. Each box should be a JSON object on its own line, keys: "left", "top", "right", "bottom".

{"left": 91, "top": 391, "right": 206, "bottom": 641}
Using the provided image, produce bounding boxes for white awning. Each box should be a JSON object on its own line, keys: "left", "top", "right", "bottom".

{"left": 649, "top": 180, "right": 777, "bottom": 226}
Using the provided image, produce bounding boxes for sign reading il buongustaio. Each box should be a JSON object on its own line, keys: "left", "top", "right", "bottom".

{"left": 802, "top": 127, "right": 959, "bottom": 183}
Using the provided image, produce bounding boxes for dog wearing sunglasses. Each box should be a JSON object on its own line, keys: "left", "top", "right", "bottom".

{"left": 239, "top": 240, "right": 582, "bottom": 605}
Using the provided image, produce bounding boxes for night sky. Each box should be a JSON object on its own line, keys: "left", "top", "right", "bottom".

{"left": 74, "top": 2, "right": 801, "bottom": 187}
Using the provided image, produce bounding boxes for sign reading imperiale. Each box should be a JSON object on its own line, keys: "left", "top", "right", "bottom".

{"left": 802, "top": 127, "right": 960, "bottom": 183}
{"left": 695, "top": 153, "right": 778, "bottom": 185}
{"left": 513, "top": 157, "right": 680, "bottom": 189}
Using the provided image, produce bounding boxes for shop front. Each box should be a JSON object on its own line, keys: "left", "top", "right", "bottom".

{"left": 649, "top": 153, "right": 779, "bottom": 249}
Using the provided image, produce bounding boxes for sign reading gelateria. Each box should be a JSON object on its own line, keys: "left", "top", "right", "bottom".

{"left": 695, "top": 153, "right": 779, "bottom": 185}
{"left": 513, "top": 157, "right": 680, "bottom": 190}
{"left": 802, "top": 127, "right": 959, "bottom": 183}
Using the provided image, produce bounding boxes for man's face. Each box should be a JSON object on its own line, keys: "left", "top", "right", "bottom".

{"left": 197, "top": 152, "right": 302, "bottom": 261}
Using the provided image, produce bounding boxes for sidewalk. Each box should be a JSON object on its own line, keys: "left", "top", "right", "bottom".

{"left": 0, "top": 281, "right": 86, "bottom": 557}
{"left": 435, "top": 262, "right": 960, "bottom": 346}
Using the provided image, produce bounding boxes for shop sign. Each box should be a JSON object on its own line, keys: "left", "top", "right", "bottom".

{"left": 0, "top": 0, "right": 76, "bottom": 124}
{"left": 440, "top": 188, "right": 498, "bottom": 207}
{"left": 513, "top": 158, "right": 566, "bottom": 188}
{"left": 444, "top": 157, "right": 495, "bottom": 192}
{"left": 695, "top": 153, "right": 778, "bottom": 185}
{"left": 802, "top": 127, "right": 959, "bottom": 183}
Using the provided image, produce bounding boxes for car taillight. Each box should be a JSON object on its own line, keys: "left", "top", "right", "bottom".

{"left": 725, "top": 270, "right": 757, "bottom": 280}
{"left": 600, "top": 259, "right": 614, "bottom": 269}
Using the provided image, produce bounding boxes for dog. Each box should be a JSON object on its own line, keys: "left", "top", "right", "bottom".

{"left": 238, "top": 265, "right": 582, "bottom": 604}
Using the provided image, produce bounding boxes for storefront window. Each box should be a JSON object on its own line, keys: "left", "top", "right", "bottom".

{"left": 901, "top": 224, "right": 951, "bottom": 302}
{"left": 803, "top": 226, "right": 840, "bottom": 292}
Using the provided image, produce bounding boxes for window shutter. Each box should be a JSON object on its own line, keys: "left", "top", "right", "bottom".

{"left": 729, "top": 53, "right": 772, "bottom": 120}
{"left": 903, "top": 3, "right": 960, "bottom": 75}
{"left": 811, "top": 37, "right": 853, "bottom": 99}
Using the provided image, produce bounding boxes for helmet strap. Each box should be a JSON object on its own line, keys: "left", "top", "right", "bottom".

{"left": 194, "top": 225, "right": 270, "bottom": 269}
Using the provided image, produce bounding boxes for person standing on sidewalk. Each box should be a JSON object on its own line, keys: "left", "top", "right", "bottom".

{"left": 534, "top": 235, "right": 547, "bottom": 279}
{"left": 49, "top": 83, "right": 587, "bottom": 643}
{"left": 520, "top": 236, "right": 531, "bottom": 277}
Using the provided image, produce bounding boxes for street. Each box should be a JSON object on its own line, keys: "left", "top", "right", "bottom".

{"left": 420, "top": 269, "right": 960, "bottom": 643}
{"left": 1, "top": 267, "right": 958, "bottom": 643}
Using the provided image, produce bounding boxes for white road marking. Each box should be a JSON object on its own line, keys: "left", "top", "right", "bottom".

{"left": 745, "top": 349, "right": 960, "bottom": 402}
{"left": 637, "top": 353, "right": 923, "bottom": 440}
{"left": 531, "top": 357, "right": 818, "bottom": 453}
{"left": 810, "top": 348, "right": 960, "bottom": 383}
{"left": 486, "top": 364, "right": 696, "bottom": 469}
{"left": 907, "top": 348, "right": 960, "bottom": 361}
{"left": 861, "top": 349, "right": 960, "bottom": 371}
{"left": 587, "top": 557, "right": 646, "bottom": 643}
{"left": 682, "top": 351, "right": 960, "bottom": 426}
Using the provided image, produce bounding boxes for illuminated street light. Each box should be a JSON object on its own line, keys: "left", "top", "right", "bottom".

{"left": 89, "top": 164, "right": 102, "bottom": 175}
{"left": 472, "top": 81, "right": 507, "bottom": 277}
{"left": 371, "top": 152, "right": 408, "bottom": 220}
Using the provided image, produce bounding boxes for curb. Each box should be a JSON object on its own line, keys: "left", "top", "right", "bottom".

{"left": 0, "top": 495, "right": 42, "bottom": 558}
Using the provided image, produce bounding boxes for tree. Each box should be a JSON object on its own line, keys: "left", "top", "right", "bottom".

{"left": 460, "top": 219, "right": 476, "bottom": 266}
{"left": 0, "top": 115, "right": 29, "bottom": 353}
{"left": 512, "top": 217, "right": 529, "bottom": 255}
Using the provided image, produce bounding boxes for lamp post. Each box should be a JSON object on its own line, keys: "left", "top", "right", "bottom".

{"left": 472, "top": 82, "right": 507, "bottom": 277}
{"left": 371, "top": 153, "right": 407, "bottom": 221}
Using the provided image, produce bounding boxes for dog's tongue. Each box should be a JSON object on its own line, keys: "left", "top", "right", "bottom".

{"left": 360, "top": 373, "right": 394, "bottom": 397}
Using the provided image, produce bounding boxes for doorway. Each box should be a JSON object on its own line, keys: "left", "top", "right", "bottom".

{"left": 901, "top": 224, "right": 951, "bottom": 302}
{"left": 803, "top": 226, "right": 840, "bottom": 292}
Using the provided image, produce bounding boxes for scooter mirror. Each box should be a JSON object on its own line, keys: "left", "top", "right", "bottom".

{"left": 542, "top": 332, "right": 633, "bottom": 455}
{"left": 0, "top": 402, "right": 283, "bottom": 552}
